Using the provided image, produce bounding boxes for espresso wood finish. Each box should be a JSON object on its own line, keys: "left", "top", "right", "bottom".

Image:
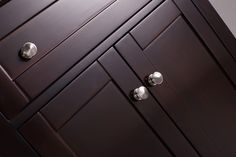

{"left": 191, "top": 0, "right": 236, "bottom": 61}
{"left": 1, "top": 0, "right": 236, "bottom": 156}
{"left": 59, "top": 82, "right": 171, "bottom": 157}
{"left": 0, "top": 66, "right": 28, "bottom": 119}
{"left": 12, "top": 0, "right": 163, "bottom": 128}
{"left": 98, "top": 48, "right": 199, "bottom": 157}
{"left": 21, "top": 62, "right": 172, "bottom": 157}
{"left": 0, "top": 0, "right": 56, "bottom": 40}
{"left": 16, "top": 0, "right": 150, "bottom": 99}
{"left": 131, "top": 0, "right": 180, "bottom": 49}
{"left": 20, "top": 113, "right": 77, "bottom": 157}
{"left": 144, "top": 17, "right": 236, "bottom": 156}
{"left": 173, "top": 0, "right": 236, "bottom": 86}
{"left": 0, "top": 0, "right": 117, "bottom": 79}
{"left": 0, "top": 114, "right": 38, "bottom": 157}
{"left": 41, "top": 62, "right": 110, "bottom": 130}
{"left": 115, "top": 16, "right": 236, "bottom": 156}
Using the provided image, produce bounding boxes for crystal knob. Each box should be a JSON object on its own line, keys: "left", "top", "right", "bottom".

{"left": 147, "top": 72, "right": 163, "bottom": 86}
{"left": 132, "top": 86, "right": 149, "bottom": 101}
{"left": 20, "top": 42, "right": 37, "bottom": 60}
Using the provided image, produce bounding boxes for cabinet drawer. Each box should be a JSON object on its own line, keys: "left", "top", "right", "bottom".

{"left": 0, "top": 0, "right": 120, "bottom": 79}
{"left": 115, "top": 15, "right": 236, "bottom": 156}
{"left": 0, "top": 0, "right": 56, "bottom": 40}
{"left": 15, "top": 0, "right": 150, "bottom": 99}
{"left": 20, "top": 62, "right": 171, "bottom": 157}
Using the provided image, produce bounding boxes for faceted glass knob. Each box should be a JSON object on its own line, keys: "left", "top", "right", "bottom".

{"left": 147, "top": 72, "right": 163, "bottom": 86}
{"left": 133, "top": 86, "right": 149, "bottom": 101}
{"left": 20, "top": 42, "right": 37, "bottom": 60}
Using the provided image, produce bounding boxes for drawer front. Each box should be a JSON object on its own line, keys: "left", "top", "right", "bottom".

{"left": 115, "top": 13, "right": 236, "bottom": 157}
{"left": 0, "top": 0, "right": 117, "bottom": 79}
{"left": 0, "top": 0, "right": 56, "bottom": 40}
{"left": 15, "top": 0, "right": 150, "bottom": 99}
{"left": 20, "top": 62, "right": 171, "bottom": 157}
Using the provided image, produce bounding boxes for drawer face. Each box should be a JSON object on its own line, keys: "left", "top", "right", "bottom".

{"left": 20, "top": 62, "right": 171, "bottom": 157}
{"left": 0, "top": 0, "right": 56, "bottom": 39}
{"left": 0, "top": 0, "right": 117, "bottom": 79}
{"left": 15, "top": 0, "right": 150, "bottom": 99}
{"left": 115, "top": 14, "right": 236, "bottom": 157}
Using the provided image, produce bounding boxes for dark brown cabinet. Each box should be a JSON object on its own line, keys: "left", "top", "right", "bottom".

{"left": 115, "top": 13, "right": 236, "bottom": 157}
{"left": 20, "top": 62, "right": 172, "bottom": 157}
{"left": 0, "top": 0, "right": 150, "bottom": 119}
{"left": 1, "top": 0, "right": 236, "bottom": 156}
{"left": 0, "top": 0, "right": 56, "bottom": 40}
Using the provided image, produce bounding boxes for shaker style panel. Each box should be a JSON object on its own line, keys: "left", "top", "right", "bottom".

{"left": 41, "top": 62, "right": 110, "bottom": 130}
{"left": 16, "top": 0, "right": 151, "bottom": 99}
{"left": 116, "top": 14, "right": 236, "bottom": 156}
{"left": 0, "top": 0, "right": 56, "bottom": 40}
{"left": 144, "top": 16, "right": 236, "bottom": 157}
{"left": 59, "top": 82, "right": 172, "bottom": 157}
{"left": 0, "top": 115, "right": 38, "bottom": 157}
{"left": 20, "top": 113, "right": 77, "bottom": 157}
{"left": 0, "top": 66, "right": 28, "bottom": 119}
{"left": 0, "top": 0, "right": 116, "bottom": 79}
{"left": 21, "top": 62, "right": 171, "bottom": 157}
{"left": 98, "top": 48, "right": 199, "bottom": 157}
{"left": 131, "top": 0, "right": 180, "bottom": 49}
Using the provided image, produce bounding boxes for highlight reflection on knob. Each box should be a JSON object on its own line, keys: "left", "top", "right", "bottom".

{"left": 20, "top": 42, "right": 37, "bottom": 60}
{"left": 132, "top": 86, "right": 149, "bottom": 101}
{"left": 147, "top": 72, "right": 163, "bottom": 86}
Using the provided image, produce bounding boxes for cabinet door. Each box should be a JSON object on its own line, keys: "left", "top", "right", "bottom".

{"left": 99, "top": 48, "right": 199, "bottom": 157}
{"left": 20, "top": 62, "right": 171, "bottom": 157}
{"left": 116, "top": 16, "right": 236, "bottom": 156}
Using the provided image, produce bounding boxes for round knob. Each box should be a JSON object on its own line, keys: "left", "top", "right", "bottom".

{"left": 20, "top": 42, "right": 37, "bottom": 60}
{"left": 132, "top": 86, "right": 149, "bottom": 101}
{"left": 147, "top": 72, "right": 163, "bottom": 86}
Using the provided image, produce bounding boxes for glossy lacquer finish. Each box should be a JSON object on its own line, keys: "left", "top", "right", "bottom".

{"left": 116, "top": 16, "right": 236, "bottom": 156}
{"left": 21, "top": 62, "right": 171, "bottom": 157}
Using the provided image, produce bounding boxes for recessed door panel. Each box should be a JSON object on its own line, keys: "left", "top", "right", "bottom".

{"left": 116, "top": 15, "right": 236, "bottom": 156}
{"left": 143, "top": 16, "right": 236, "bottom": 156}
{"left": 59, "top": 82, "right": 172, "bottom": 157}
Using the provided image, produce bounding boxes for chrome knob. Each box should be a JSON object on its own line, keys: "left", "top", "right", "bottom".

{"left": 20, "top": 42, "right": 37, "bottom": 60}
{"left": 132, "top": 86, "right": 149, "bottom": 101}
{"left": 147, "top": 72, "right": 163, "bottom": 86}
